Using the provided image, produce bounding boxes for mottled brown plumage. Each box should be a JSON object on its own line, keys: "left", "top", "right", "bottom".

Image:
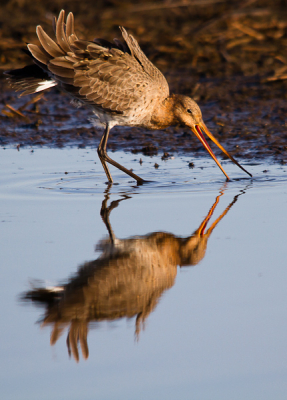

{"left": 6, "top": 10, "right": 252, "bottom": 183}
{"left": 27, "top": 10, "right": 169, "bottom": 120}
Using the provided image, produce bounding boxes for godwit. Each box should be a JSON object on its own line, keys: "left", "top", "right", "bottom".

{"left": 6, "top": 10, "right": 252, "bottom": 183}
{"left": 22, "top": 187, "right": 244, "bottom": 361}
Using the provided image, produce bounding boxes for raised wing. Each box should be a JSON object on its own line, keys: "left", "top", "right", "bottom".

{"left": 28, "top": 10, "right": 169, "bottom": 114}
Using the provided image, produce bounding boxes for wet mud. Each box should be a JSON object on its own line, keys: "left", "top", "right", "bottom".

{"left": 1, "top": 0, "right": 287, "bottom": 162}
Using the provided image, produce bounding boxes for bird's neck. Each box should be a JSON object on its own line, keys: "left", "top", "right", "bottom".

{"left": 148, "top": 94, "right": 179, "bottom": 130}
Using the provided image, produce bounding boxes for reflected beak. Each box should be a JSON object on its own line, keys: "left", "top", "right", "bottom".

{"left": 190, "top": 122, "right": 252, "bottom": 179}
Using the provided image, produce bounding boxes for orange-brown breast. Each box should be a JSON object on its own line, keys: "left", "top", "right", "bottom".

{"left": 147, "top": 95, "right": 179, "bottom": 130}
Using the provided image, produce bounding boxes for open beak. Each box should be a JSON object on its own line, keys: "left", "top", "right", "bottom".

{"left": 190, "top": 122, "right": 252, "bottom": 180}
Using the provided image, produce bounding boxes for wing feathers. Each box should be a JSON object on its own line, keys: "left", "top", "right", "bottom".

{"left": 36, "top": 25, "right": 65, "bottom": 57}
{"left": 12, "top": 10, "right": 169, "bottom": 113}
{"left": 66, "top": 12, "right": 74, "bottom": 38}
{"left": 79, "top": 86, "right": 94, "bottom": 96}
{"left": 27, "top": 43, "right": 51, "bottom": 65}
{"left": 73, "top": 40, "right": 90, "bottom": 51}
{"left": 67, "top": 33, "right": 79, "bottom": 47}
{"left": 48, "top": 64, "right": 75, "bottom": 78}
{"left": 49, "top": 57, "right": 75, "bottom": 69}
{"left": 56, "top": 10, "right": 71, "bottom": 53}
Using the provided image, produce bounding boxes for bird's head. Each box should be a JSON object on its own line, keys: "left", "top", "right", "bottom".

{"left": 172, "top": 95, "right": 252, "bottom": 180}
{"left": 173, "top": 95, "right": 203, "bottom": 127}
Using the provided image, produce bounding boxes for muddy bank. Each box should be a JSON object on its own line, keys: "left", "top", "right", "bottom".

{"left": 0, "top": 0, "right": 287, "bottom": 161}
{"left": 1, "top": 76, "right": 286, "bottom": 162}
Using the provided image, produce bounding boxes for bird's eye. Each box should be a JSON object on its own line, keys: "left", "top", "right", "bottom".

{"left": 187, "top": 109, "right": 192, "bottom": 114}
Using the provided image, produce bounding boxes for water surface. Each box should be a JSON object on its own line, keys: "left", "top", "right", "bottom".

{"left": 1, "top": 147, "right": 287, "bottom": 400}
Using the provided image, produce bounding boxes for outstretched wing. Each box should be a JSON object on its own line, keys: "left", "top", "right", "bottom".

{"left": 28, "top": 10, "right": 169, "bottom": 115}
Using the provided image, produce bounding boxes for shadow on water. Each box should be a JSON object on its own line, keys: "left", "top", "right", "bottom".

{"left": 20, "top": 185, "right": 249, "bottom": 362}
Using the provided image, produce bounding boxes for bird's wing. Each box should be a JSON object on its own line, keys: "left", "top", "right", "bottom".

{"left": 28, "top": 10, "right": 169, "bottom": 114}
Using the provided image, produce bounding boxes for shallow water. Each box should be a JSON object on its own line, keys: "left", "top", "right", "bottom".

{"left": 1, "top": 147, "right": 287, "bottom": 400}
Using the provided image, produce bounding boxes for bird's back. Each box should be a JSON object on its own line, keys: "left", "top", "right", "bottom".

{"left": 9, "top": 10, "right": 169, "bottom": 127}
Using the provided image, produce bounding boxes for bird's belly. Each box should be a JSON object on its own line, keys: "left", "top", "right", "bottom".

{"left": 91, "top": 104, "right": 152, "bottom": 128}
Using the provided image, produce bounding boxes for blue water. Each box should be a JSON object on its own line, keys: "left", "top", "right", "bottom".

{"left": 1, "top": 147, "right": 287, "bottom": 400}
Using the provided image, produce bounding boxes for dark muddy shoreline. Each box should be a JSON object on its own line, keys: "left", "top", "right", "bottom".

{"left": 1, "top": 0, "right": 287, "bottom": 162}
{"left": 1, "top": 76, "right": 286, "bottom": 162}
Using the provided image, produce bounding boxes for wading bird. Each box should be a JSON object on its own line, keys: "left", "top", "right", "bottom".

{"left": 6, "top": 10, "right": 252, "bottom": 183}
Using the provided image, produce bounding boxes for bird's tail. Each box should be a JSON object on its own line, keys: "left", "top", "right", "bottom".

{"left": 5, "top": 64, "right": 57, "bottom": 96}
{"left": 21, "top": 283, "right": 64, "bottom": 306}
{"left": 5, "top": 10, "right": 78, "bottom": 96}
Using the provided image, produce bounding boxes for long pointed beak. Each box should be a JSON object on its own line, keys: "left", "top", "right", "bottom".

{"left": 190, "top": 122, "right": 252, "bottom": 179}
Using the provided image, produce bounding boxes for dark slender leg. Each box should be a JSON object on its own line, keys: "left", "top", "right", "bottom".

{"left": 97, "top": 126, "right": 113, "bottom": 183}
{"left": 97, "top": 124, "right": 145, "bottom": 184}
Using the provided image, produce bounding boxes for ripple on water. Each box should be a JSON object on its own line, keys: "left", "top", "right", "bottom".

{"left": 1, "top": 147, "right": 287, "bottom": 199}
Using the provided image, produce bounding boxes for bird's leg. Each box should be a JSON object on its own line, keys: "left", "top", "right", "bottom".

{"left": 97, "top": 125, "right": 113, "bottom": 183}
{"left": 97, "top": 123, "right": 146, "bottom": 185}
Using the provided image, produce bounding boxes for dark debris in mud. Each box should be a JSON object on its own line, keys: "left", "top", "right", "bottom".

{"left": 1, "top": 0, "right": 287, "bottom": 162}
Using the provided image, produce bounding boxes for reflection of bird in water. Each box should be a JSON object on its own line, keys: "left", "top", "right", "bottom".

{"left": 22, "top": 188, "right": 246, "bottom": 362}
{"left": 6, "top": 10, "right": 252, "bottom": 183}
